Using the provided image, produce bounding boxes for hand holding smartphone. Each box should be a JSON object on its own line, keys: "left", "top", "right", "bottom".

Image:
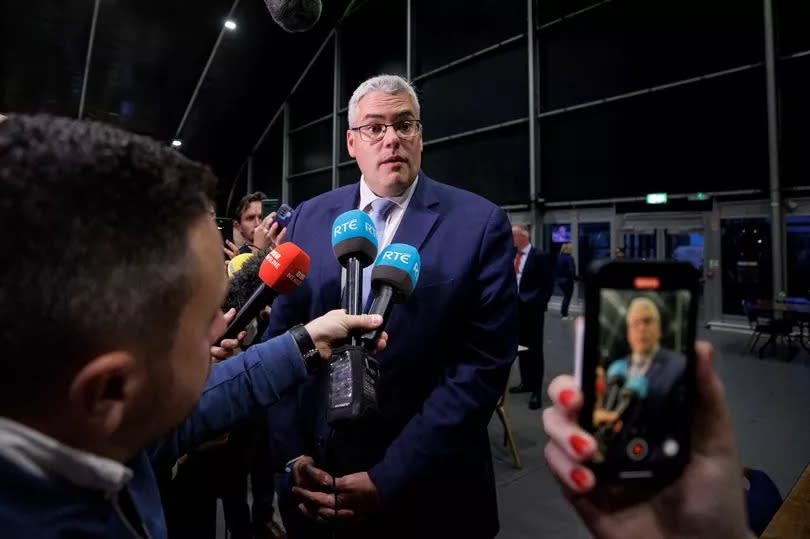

{"left": 579, "top": 260, "right": 700, "bottom": 483}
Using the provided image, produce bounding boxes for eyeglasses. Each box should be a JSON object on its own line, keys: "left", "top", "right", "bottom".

{"left": 350, "top": 120, "right": 422, "bottom": 142}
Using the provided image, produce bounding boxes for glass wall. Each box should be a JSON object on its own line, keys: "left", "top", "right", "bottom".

{"left": 787, "top": 216, "right": 810, "bottom": 298}
{"left": 720, "top": 218, "right": 772, "bottom": 315}
{"left": 577, "top": 222, "right": 611, "bottom": 297}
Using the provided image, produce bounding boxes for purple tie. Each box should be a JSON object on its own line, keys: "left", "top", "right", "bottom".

{"left": 363, "top": 198, "right": 396, "bottom": 306}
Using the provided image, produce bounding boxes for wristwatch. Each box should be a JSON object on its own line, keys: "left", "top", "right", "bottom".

{"left": 289, "top": 324, "right": 322, "bottom": 374}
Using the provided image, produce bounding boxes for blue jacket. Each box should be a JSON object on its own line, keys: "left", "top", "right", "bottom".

{"left": 0, "top": 334, "right": 307, "bottom": 538}
{"left": 264, "top": 173, "right": 518, "bottom": 538}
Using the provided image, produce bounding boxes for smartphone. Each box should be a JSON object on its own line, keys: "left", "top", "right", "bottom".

{"left": 215, "top": 217, "right": 233, "bottom": 245}
{"left": 271, "top": 203, "right": 293, "bottom": 230}
{"left": 579, "top": 260, "right": 699, "bottom": 484}
{"left": 261, "top": 198, "right": 280, "bottom": 220}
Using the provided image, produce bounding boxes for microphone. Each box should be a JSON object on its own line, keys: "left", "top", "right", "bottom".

{"left": 227, "top": 252, "right": 256, "bottom": 279}
{"left": 360, "top": 243, "right": 420, "bottom": 349}
{"left": 264, "top": 0, "right": 322, "bottom": 32}
{"left": 331, "top": 210, "right": 377, "bottom": 319}
{"left": 610, "top": 375, "right": 649, "bottom": 417}
{"left": 217, "top": 243, "right": 310, "bottom": 344}
{"left": 603, "top": 359, "right": 628, "bottom": 410}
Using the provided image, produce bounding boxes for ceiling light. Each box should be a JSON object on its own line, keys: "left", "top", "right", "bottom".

{"left": 224, "top": 20, "right": 237, "bottom": 30}
{"left": 171, "top": 139, "right": 182, "bottom": 148}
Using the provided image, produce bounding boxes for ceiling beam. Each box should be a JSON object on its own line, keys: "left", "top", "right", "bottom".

{"left": 78, "top": 0, "right": 102, "bottom": 119}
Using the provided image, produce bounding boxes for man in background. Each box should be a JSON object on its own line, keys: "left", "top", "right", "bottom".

{"left": 232, "top": 191, "right": 266, "bottom": 254}
{"left": 510, "top": 224, "right": 554, "bottom": 409}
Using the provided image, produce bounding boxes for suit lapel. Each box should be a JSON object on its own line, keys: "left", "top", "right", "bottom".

{"left": 391, "top": 172, "right": 440, "bottom": 252}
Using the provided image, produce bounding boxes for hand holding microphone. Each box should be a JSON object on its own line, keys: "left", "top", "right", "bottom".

{"left": 216, "top": 242, "right": 310, "bottom": 345}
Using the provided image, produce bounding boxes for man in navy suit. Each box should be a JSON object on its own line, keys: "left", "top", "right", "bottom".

{"left": 263, "top": 74, "right": 518, "bottom": 538}
{"left": 509, "top": 224, "right": 554, "bottom": 409}
{"left": 602, "top": 297, "right": 687, "bottom": 462}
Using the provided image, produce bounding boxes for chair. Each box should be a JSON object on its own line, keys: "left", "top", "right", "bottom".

{"left": 495, "top": 357, "right": 523, "bottom": 470}
{"left": 742, "top": 300, "right": 771, "bottom": 353}
{"left": 743, "top": 300, "right": 794, "bottom": 358}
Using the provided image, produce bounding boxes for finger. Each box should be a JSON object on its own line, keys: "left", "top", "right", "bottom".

{"left": 544, "top": 440, "right": 595, "bottom": 494}
{"left": 333, "top": 508, "right": 356, "bottom": 519}
{"left": 268, "top": 221, "right": 279, "bottom": 235}
{"left": 292, "top": 487, "right": 336, "bottom": 509}
{"left": 692, "top": 341, "right": 736, "bottom": 457}
{"left": 276, "top": 227, "right": 287, "bottom": 244}
{"left": 375, "top": 332, "right": 388, "bottom": 353}
{"left": 303, "top": 463, "right": 334, "bottom": 487}
{"left": 542, "top": 405, "right": 596, "bottom": 462}
{"left": 210, "top": 346, "right": 229, "bottom": 360}
{"left": 223, "top": 308, "right": 237, "bottom": 324}
{"left": 547, "top": 375, "right": 582, "bottom": 418}
{"left": 226, "top": 240, "right": 238, "bottom": 250}
{"left": 219, "top": 338, "right": 240, "bottom": 351}
{"left": 345, "top": 313, "right": 383, "bottom": 331}
{"left": 297, "top": 503, "right": 331, "bottom": 524}
{"left": 236, "top": 330, "right": 247, "bottom": 344}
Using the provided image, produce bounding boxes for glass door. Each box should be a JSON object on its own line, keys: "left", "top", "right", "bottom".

{"left": 622, "top": 230, "right": 658, "bottom": 260}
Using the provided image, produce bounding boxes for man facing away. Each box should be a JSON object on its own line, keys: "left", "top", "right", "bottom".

{"left": 0, "top": 115, "right": 386, "bottom": 538}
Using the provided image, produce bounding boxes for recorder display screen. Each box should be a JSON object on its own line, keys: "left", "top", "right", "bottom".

{"left": 590, "top": 289, "right": 693, "bottom": 473}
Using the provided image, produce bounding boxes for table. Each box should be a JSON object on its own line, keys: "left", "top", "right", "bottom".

{"left": 755, "top": 301, "right": 810, "bottom": 354}
{"left": 761, "top": 463, "right": 810, "bottom": 538}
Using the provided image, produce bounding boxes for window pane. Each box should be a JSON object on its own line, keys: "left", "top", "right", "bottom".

{"left": 578, "top": 222, "right": 611, "bottom": 297}
{"left": 289, "top": 120, "right": 332, "bottom": 175}
{"left": 289, "top": 170, "right": 332, "bottom": 208}
{"left": 419, "top": 43, "right": 528, "bottom": 140}
{"left": 412, "top": 0, "right": 525, "bottom": 76}
{"left": 721, "top": 218, "right": 772, "bottom": 316}
{"left": 787, "top": 216, "right": 810, "bottom": 298}
{"left": 539, "top": 0, "right": 763, "bottom": 110}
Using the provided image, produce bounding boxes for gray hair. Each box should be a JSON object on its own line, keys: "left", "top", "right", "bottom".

{"left": 348, "top": 74, "right": 420, "bottom": 127}
{"left": 626, "top": 297, "right": 661, "bottom": 324}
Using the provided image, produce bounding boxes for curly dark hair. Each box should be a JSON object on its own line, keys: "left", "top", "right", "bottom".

{"left": 0, "top": 114, "right": 217, "bottom": 410}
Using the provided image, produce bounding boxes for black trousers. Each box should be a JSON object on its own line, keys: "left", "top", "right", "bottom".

{"left": 560, "top": 280, "right": 574, "bottom": 317}
{"left": 517, "top": 301, "right": 545, "bottom": 393}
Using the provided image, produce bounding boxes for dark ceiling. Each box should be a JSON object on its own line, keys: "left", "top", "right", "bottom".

{"left": 0, "top": 0, "right": 353, "bottom": 196}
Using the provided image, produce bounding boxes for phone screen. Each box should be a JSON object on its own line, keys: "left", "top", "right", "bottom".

{"left": 582, "top": 262, "right": 697, "bottom": 482}
{"left": 261, "top": 198, "right": 280, "bottom": 220}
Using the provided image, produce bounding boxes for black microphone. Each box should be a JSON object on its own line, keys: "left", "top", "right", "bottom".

{"left": 264, "top": 0, "right": 322, "bottom": 32}
{"left": 217, "top": 243, "right": 310, "bottom": 344}
{"left": 223, "top": 250, "right": 269, "bottom": 313}
{"left": 603, "top": 359, "right": 629, "bottom": 410}
{"left": 360, "top": 243, "right": 421, "bottom": 350}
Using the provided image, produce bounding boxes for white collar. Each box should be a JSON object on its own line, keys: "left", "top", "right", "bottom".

{"left": 359, "top": 174, "right": 419, "bottom": 211}
{"left": 519, "top": 243, "right": 532, "bottom": 256}
{"left": 0, "top": 417, "right": 133, "bottom": 496}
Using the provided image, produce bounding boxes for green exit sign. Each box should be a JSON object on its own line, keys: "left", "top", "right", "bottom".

{"left": 646, "top": 193, "right": 668, "bottom": 204}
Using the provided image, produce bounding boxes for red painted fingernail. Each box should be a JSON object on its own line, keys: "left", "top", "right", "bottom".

{"left": 570, "top": 468, "right": 589, "bottom": 489}
{"left": 559, "top": 388, "right": 576, "bottom": 407}
{"left": 569, "top": 434, "right": 589, "bottom": 456}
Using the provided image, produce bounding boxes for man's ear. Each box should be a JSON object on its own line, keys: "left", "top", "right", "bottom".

{"left": 347, "top": 130, "right": 356, "bottom": 158}
{"left": 68, "top": 351, "right": 139, "bottom": 438}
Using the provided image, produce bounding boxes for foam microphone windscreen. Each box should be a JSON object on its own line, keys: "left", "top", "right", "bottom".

{"left": 331, "top": 210, "right": 378, "bottom": 267}
{"left": 258, "top": 242, "right": 310, "bottom": 294}
{"left": 223, "top": 250, "right": 268, "bottom": 313}
{"left": 371, "top": 243, "right": 421, "bottom": 299}
{"left": 227, "top": 252, "right": 255, "bottom": 279}
{"left": 264, "top": 0, "right": 322, "bottom": 33}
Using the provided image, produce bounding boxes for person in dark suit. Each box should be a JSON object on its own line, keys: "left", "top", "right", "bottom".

{"left": 598, "top": 297, "right": 687, "bottom": 462}
{"left": 262, "top": 74, "right": 518, "bottom": 539}
{"left": 509, "top": 224, "right": 554, "bottom": 410}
